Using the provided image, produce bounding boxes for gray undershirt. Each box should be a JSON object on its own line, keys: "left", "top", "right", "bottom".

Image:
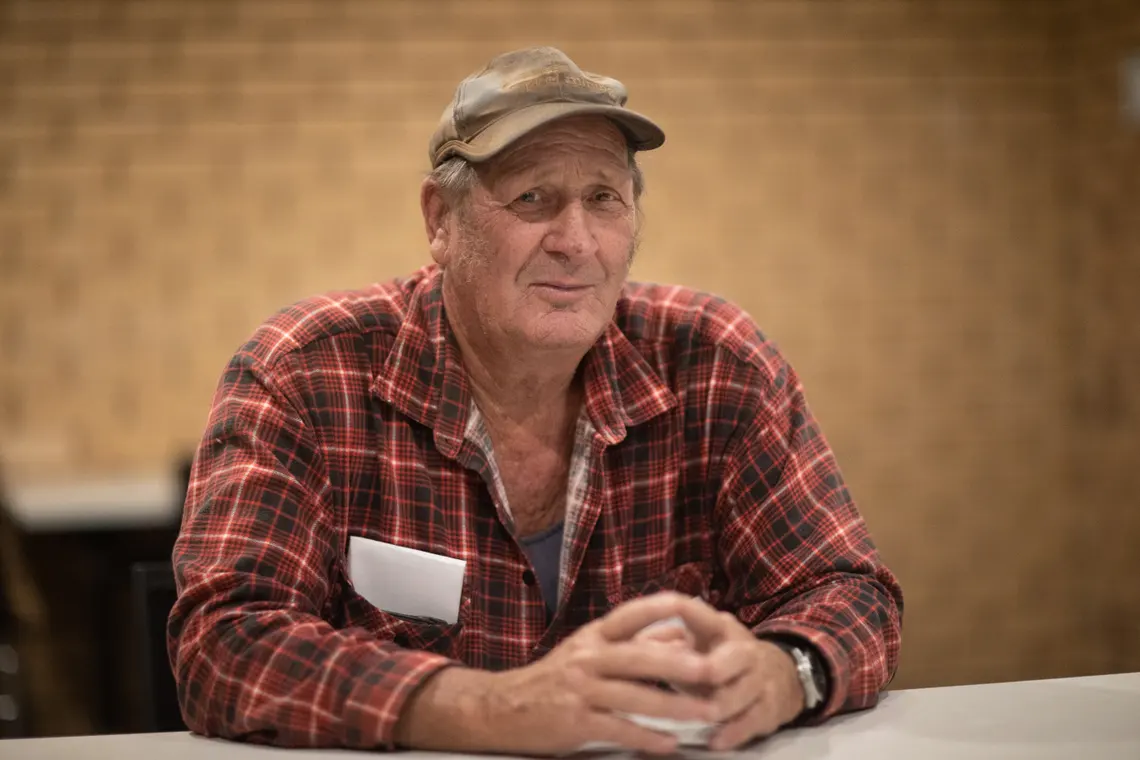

{"left": 518, "top": 521, "right": 565, "bottom": 616}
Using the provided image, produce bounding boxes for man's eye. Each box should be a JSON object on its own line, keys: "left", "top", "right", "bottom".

{"left": 593, "top": 191, "right": 619, "bottom": 202}
{"left": 516, "top": 190, "right": 540, "bottom": 204}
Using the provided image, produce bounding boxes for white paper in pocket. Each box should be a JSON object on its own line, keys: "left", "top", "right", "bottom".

{"left": 347, "top": 536, "right": 466, "bottom": 625}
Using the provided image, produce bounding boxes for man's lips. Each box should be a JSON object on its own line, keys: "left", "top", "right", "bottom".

{"left": 532, "top": 282, "right": 591, "bottom": 290}
{"left": 530, "top": 282, "right": 594, "bottom": 303}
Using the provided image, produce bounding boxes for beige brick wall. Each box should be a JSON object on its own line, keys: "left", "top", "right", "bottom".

{"left": 1, "top": 0, "right": 1138, "bottom": 689}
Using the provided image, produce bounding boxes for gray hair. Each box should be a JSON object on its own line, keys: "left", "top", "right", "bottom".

{"left": 430, "top": 147, "right": 646, "bottom": 208}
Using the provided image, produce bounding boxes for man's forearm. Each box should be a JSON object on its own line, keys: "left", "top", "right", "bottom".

{"left": 171, "top": 588, "right": 458, "bottom": 749}
{"left": 393, "top": 666, "right": 501, "bottom": 751}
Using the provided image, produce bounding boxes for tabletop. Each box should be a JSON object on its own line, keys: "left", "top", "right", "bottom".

{"left": 6, "top": 671, "right": 1140, "bottom": 759}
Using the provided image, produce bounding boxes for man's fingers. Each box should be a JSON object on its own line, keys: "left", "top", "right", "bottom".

{"left": 598, "top": 593, "right": 737, "bottom": 650}
{"left": 585, "top": 712, "right": 680, "bottom": 756}
{"left": 583, "top": 640, "right": 710, "bottom": 686}
{"left": 706, "top": 639, "right": 755, "bottom": 687}
{"left": 668, "top": 595, "right": 736, "bottom": 649}
{"left": 634, "top": 618, "right": 694, "bottom": 647}
{"left": 709, "top": 665, "right": 764, "bottom": 723}
{"left": 638, "top": 627, "right": 692, "bottom": 647}
{"left": 708, "top": 695, "right": 780, "bottom": 752}
{"left": 596, "top": 592, "right": 693, "bottom": 642}
{"left": 577, "top": 676, "right": 716, "bottom": 724}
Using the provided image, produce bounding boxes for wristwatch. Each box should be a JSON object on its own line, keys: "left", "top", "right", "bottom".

{"left": 768, "top": 639, "right": 829, "bottom": 714}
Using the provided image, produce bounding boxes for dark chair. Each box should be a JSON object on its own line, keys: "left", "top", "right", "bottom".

{"left": 0, "top": 556, "right": 29, "bottom": 739}
{"left": 130, "top": 562, "right": 186, "bottom": 733}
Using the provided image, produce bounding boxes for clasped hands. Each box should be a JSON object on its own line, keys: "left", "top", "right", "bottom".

{"left": 397, "top": 591, "right": 808, "bottom": 755}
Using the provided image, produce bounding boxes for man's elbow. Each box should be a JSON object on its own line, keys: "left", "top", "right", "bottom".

{"left": 168, "top": 607, "right": 253, "bottom": 741}
{"left": 170, "top": 633, "right": 224, "bottom": 738}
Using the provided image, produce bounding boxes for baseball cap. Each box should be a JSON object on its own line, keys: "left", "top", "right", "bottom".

{"left": 428, "top": 46, "right": 665, "bottom": 169}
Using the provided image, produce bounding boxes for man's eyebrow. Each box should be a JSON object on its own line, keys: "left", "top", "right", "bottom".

{"left": 592, "top": 165, "right": 630, "bottom": 185}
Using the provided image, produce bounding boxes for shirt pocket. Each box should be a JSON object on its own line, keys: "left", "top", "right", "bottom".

{"left": 607, "top": 560, "right": 716, "bottom": 607}
{"left": 345, "top": 589, "right": 472, "bottom": 658}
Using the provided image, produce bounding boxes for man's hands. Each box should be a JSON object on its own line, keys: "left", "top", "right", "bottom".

{"left": 393, "top": 592, "right": 810, "bottom": 755}
{"left": 483, "top": 593, "right": 727, "bottom": 755}
{"left": 635, "top": 597, "right": 809, "bottom": 750}
{"left": 675, "top": 602, "right": 808, "bottom": 750}
{"left": 396, "top": 592, "right": 717, "bottom": 755}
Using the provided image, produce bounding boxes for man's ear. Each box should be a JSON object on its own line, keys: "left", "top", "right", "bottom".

{"left": 421, "top": 178, "right": 451, "bottom": 266}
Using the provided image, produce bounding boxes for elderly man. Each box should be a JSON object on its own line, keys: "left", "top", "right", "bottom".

{"left": 168, "top": 47, "right": 903, "bottom": 755}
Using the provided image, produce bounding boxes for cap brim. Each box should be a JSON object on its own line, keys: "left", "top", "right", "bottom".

{"left": 434, "top": 101, "right": 665, "bottom": 167}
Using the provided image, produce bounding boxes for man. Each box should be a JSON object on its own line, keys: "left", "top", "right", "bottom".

{"left": 168, "top": 46, "right": 903, "bottom": 755}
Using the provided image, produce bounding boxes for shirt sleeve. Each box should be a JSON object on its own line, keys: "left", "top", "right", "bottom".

{"left": 167, "top": 351, "right": 455, "bottom": 749}
{"left": 715, "top": 360, "right": 904, "bottom": 722}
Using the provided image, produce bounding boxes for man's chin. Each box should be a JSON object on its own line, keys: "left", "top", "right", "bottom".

{"left": 520, "top": 313, "right": 607, "bottom": 352}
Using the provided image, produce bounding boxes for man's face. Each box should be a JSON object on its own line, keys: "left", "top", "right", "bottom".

{"left": 437, "top": 116, "right": 639, "bottom": 353}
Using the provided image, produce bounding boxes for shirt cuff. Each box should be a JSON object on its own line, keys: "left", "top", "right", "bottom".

{"left": 752, "top": 622, "right": 849, "bottom": 724}
{"left": 341, "top": 648, "right": 458, "bottom": 749}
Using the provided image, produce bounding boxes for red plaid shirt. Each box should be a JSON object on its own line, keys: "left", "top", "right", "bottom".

{"left": 168, "top": 265, "right": 903, "bottom": 749}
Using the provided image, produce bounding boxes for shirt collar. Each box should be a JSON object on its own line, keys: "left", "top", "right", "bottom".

{"left": 371, "top": 267, "right": 677, "bottom": 456}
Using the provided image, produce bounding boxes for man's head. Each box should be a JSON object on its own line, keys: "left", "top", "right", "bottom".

{"left": 420, "top": 47, "right": 665, "bottom": 357}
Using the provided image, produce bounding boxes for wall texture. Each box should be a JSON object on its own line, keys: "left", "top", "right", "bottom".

{"left": 1, "top": 0, "right": 1138, "bottom": 690}
{"left": 1066, "top": 0, "right": 1140, "bottom": 679}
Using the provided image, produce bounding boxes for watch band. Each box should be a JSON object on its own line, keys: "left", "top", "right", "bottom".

{"left": 766, "top": 638, "right": 830, "bottom": 715}
{"left": 786, "top": 645, "right": 825, "bottom": 711}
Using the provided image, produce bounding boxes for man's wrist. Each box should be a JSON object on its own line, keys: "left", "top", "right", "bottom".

{"left": 393, "top": 666, "right": 496, "bottom": 751}
{"left": 760, "top": 635, "right": 830, "bottom": 718}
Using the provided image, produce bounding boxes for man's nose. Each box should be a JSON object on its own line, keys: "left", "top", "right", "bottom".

{"left": 543, "top": 201, "right": 600, "bottom": 259}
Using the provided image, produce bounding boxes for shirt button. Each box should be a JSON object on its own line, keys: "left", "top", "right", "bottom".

{"left": 522, "top": 569, "right": 537, "bottom": 586}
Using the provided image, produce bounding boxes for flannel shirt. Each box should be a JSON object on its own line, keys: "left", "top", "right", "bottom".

{"left": 168, "top": 265, "right": 904, "bottom": 749}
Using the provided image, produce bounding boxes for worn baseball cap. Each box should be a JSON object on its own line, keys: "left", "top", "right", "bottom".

{"left": 428, "top": 46, "right": 665, "bottom": 169}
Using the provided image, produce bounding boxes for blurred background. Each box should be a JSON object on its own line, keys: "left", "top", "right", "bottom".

{"left": 1, "top": 0, "right": 1138, "bottom": 740}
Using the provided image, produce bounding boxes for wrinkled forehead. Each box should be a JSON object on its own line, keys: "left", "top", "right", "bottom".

{"left": 482, "top": 116, "right": 633, "bottom": 185}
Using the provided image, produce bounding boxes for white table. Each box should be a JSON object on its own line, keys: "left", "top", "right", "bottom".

{"left": 6, "top": 672, "right": 1140, "bottom": 759}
